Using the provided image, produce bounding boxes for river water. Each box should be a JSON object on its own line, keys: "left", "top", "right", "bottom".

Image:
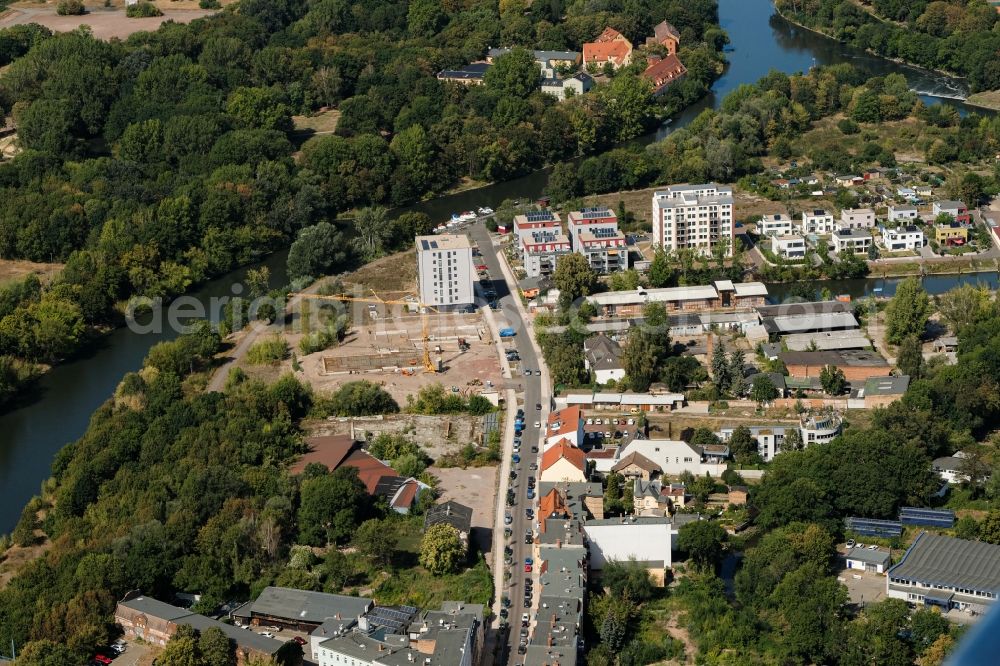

{"left": 0, "top": 0, "right": 994, "bottom": 532}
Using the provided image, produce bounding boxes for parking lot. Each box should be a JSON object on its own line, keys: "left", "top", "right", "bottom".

{"left": 838, "top": 566, "right": 886, "bottom": 607}
{"left": 109, "top": 641, "right": 155, "bottom": 666}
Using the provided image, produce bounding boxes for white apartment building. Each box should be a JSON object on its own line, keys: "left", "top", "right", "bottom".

{"left": 771, "top": 234, "right": 807, "bottom": 259}
{"left": 521, "top": 230, "right": 572, "bottom": 278}
{"left": 567, "top": 207, "right": 628, "bottom": 273}
{"left": 758, "top": 213, "right": 794, "bottom": 237}
{"left": 888, "top": 205, "right": 919, "bottom": 223}
{"left": 881, "top": 225, "right": 925, "bottom": 252}
{"left": 832, "top": 228, "right": 872, "bottom": 255}
{"left": 838, "top": 208, "right": 876, "bottom": 230}
{"left": 512, "top": 210, "right": 561, "bottom": 252}
{"left": 651, "top": 184, "right": 734, "bottom": 256}
{"left": 416, "top": 235, "right": 475, "bottom": 308}
{"left": 800, "top": 209, "right": 836, "bottom": 234}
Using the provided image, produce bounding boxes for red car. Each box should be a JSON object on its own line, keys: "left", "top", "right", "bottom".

{"left": 93, "top": 656, "right": 112, "bottom": 665}
{"left": 476, "top": 264, "right": 488, "bottom": 271}
{"left": 292, "top": 636, "right": 307, "bottom": 646}
{"left": 524, "top": 564, "right": 532, "bottom": 573}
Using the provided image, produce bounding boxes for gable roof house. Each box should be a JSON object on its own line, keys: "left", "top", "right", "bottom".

{"left": 424, "top": 501, "right": 474, "bottom": 548}
{"left": 545, "top": 405, "right": 585, "bottom": 449}
{"left": 641, "top": 53, "right": 687, "bottom": 95}
{"left": 583, "top": 335, "right": 625, "bottom": 384}
{"left": 611, "top": 451, "right": 662, "bottom": 480}
{"left": 646, "top": 20, "right": 681, "bottom": 54}
{"left": 540, "top": 439, "right": 588, "bottom": 483}
{"left": 583, "top": 27, "right": 633, "bottom": 70}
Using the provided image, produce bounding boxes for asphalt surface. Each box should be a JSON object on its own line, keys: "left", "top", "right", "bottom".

{"left": 468, "top": 224, "right": 544, "bottom": 665}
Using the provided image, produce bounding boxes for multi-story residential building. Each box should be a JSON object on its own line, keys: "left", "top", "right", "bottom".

{"left": 888, "top": 205, "right": 919, "bottom": 223}
{"left": 436, "top": 63, "right": 491, "bottom": 85}
{"left": 567, "top": 207, "right": 628, "bottom": 273}
{"left": 933, "top": 200, "right": 970, "bottom": 224}
{"left": 935, "top": 222, "right": 969, "bottom": 246}
{"left": 887, "top": 532, "right": 1000, "bottom": 613}
{"left": 522, "top": 230, "right": 572, "bottom": 278}
{"left": 832, "top": 228, "right": 873, "bottom": 254}
{"left": 583, "top": 26, "right": 633, "bottom": 69}
{"left": 758, "top": 213, "right": 794, "bottom": 237}
{"left": 486, "top": 48, "right": 581, "bottom": 78}
{"left": 718, "top": 425, "right": 790, "bottom": 462}
{"left": 799, "top": 411, "right": 843, "bottom": 446}
{"left": 651, "top": 183, "right": 734, "bottom": 256}
{"left": 881, "top": 225, "right": 925, "bottom": 251}
{"left": 513, "top": 210, "right": 561, "bottom": 250}
{"left": 641, "top": 54, "right": 687, "bottom": 95}
{"left": 800, "top": 209, "right": 836, "bottom": 234}
{"left": 838, "top": 208, "right": 876, "bottom": 230}
{"left": 771, "top": 234, "right": 807, "bottom": 259}
{"left": 416, "top": 235, "right": 475, "bottom": 308}
{"left": 614, "top": 438, "right": 729, "bottom": 477}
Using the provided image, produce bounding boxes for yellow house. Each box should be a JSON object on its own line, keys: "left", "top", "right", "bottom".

{"left": 935, "top": 223, "right": 968, "bottom": 246}
{"left": 539, "top": 439, "right": 588, "bottom": 483}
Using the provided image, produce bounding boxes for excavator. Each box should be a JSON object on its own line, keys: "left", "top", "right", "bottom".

{"left": 293, "top": 290, "right": 440, "bottom": 373}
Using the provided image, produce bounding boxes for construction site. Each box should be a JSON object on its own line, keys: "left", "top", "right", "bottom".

{"left": 294, "top": 293, "right": 505, "bottom": 405}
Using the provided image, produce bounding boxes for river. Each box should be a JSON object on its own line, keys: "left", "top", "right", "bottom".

{"left": 0, "top": 0, "right": 994, "bottom": 533}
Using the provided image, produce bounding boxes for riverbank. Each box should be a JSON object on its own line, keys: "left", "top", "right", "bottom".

{"left": 965, "top": 91, "right": 1000, "bottom": 112}
{"left": 772, "top": 4, "right": 970, "bottom": 91}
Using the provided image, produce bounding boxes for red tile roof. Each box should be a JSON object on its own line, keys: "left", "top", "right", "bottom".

{"left": 594, "top": 26, "right": 626, "bottom": 43}
{"left": 538, "top": 488, "right": 571, "bottom": 533}
{"left": 547, "top": 406, "right": 582, "bottom": 438}
{"left": 290, "top": 435, "right": 357, "bottom": 475}
{"left": 583, "top": 40, "right": 632, "bottom": 67}
{"left": 341, "top": 449, "right": 398, "bottom": 494}
{"left": 541, "top": 439, "right": 587, "bottom": 474}
{"left": 391, "top": 480, "right": 419, "bottom": 509}
{"left": 642, "top": 54, "right": 687, "bottom": 92}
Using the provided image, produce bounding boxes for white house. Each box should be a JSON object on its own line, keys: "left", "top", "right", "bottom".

{"left": 800, "top": 209, "right": 836, "bottom": 234}
{"left": 832, "top": 228, "right": 872, "bottom": 255}
{"left": 758, "top": 213, "right": 794, "bottom": 237}
{"left": 800, "top": 412, "right": 842, "bottom": 446}
{"left": 545, "top": 406, "right": 584, "bottom": 449}
{"left": 838, "top": 208, "right": 876, "bottom": 230}
{"left": 583, "top": 335, "right": 625, "bottom": 384}
{"left": 880, "top": 225, "right": 924, "bottom": 252}
{"left": 540, "top": 72, "right": 595, "bottom": 100}
{"left": 897, "top": 187, "right": 916, "bottom": 200}
{"left": 582, "top": 517, "right": 672, "bottom": 568}
{"left": 539, "top": 439, "right": 588, "bottom": 483}
{"left": 771, "top": 234, "right": 807, "bottom": 259}
{"left": 932, "top": 200, "right": 970, "bottom": 224}
{"left": 717, "top": 425, "right": 789, "bottom": 462}
{"left": 616, "top": 439, "right": 728, "bottom": 477}
{"left": 932, "top": 452, "right": 970, "bottom": 484}
{"left": 888, "top": 205, "right": 919, "bottom": 223}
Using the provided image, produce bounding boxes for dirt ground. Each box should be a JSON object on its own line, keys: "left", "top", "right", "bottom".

{"left": 338, "top": 249, "right": 419, "bottom": 295}
{"left": 292, "top": 109, "right": 341, "bottom": 135}
{"left": 427, "top": 465, "right": 499, "bottom": 554}
{"left": 294, "top": 310, "right": 501, "bottom": 405}
{"left": 0, "top": 4, "right": 216, "bottom": 41}
{"left": 0, "top": 258, "right": 63, "bottom": 285}
{"left": 310, "top": 413, "right": 490, "bottom": 460}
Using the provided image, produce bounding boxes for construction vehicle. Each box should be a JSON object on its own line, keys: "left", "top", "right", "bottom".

{"left": 293, "top": 291, "right": 441, "bottom": 373}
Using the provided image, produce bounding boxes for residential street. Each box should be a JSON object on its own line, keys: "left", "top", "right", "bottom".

{"left": 469, "top": 223, "right": 550, "bottom": 666}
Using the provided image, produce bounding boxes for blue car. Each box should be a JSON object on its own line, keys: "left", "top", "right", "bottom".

{"left": 512, "top": 454, "right": 521, "bottom": 463}
{"left": 524, "top": 557, "right": 533, "bottom": 566}
{"left": 526, "top": 489, "right": 535, "bottom": 499}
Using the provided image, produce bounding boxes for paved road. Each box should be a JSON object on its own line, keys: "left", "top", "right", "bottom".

{"left": 469, "top": 224, "right": 546, "bottom": 666}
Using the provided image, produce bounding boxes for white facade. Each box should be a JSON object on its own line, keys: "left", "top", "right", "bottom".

{"left": 888, "top": 205, "right": 919, "bottom": 222}
{"left": 832, "top": 229, "right": 872, "bottom": 255}
{"left": 758, "top": 213, "right": 794, "bottom": 237}
{"left": 416, "top": 235, "right": 475, "bottom": 308}
{"left": 617, "top": 439, "right": 727, "bottom": 477}
{"left": 771, "top": 235, "right": 807, "bottom": 259}
{"left": 881, "top": 225, "right": 924, "bottom": 251}
{"left": 568, "top": 208, "right": 627, "bottom": 274}
{"left": 838, "top": 208, "right": 876, "bottom": 230}
{"left": 545, "top": 407, "right": 585, "bottom": 449}
{"left": 583, "top": 518, "right": 672, "bottom": 568}
{"left": 652, "top": 184, "right": 734, "bottom": 257}
{"left": 800, "top": 413, "right": 842, "bottom": 446}
{"left": 800, "top": 210, "right": 836, "bottom": 234}
{"left": 521, "top": 231, "right": 572, "bottom": 278}
{"left": 718, "top": 425, "right": 788, "bottom": 462}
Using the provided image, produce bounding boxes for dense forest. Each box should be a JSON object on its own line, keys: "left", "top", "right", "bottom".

{"left": 0, "top": 0, "right": 726, "bottom": 406}
{"left": 775, "top": 0, "right": 1000, "bottom": 92}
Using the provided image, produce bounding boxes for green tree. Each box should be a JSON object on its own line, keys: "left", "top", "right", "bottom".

{"left": 936, "top": 284, "right": 993, "bottom": 333}
{"left": 547, "top": 162, "right": 580, "bottom": 204}
{"left": 56, "top": 0, "right": 85, "bottom": 15}
{"left": 978, "top": 510, "right": 1000, "bottom": 544}
{"left": 159, "top": 625, "right": 200, "bottom": 666}
{"left": 287, "top": 222, "right": 347, "bottom": 280}
{"left": 885, "top": 277, "right": 930, "bottom": 344}
{"left": 552, "top": 253, "right": 597, "bottom": 307}
{"left": 198, "top": 626, "right": 236, "bottom": 666}
{"left": 407, "top": 0, "right": 446, "bottom": 37}
{"left": 819, "top": 365, "right": 847, "bottom": 395}
{"left": 602, "top": 559, "right": 655, "bottom": 602}
{"left": 677, "top": 520, "right": 727, "bottom": 571}
{"left": 750, "top": 374, "right": 779, "bottom": 406}
{"left": 484, "top": 48, "right": 538, "bottom": 98}
{"left": 711, "top": 339, "right": 731, "bottom": 392}
{"left": 896, "top": 335, "right": 924, "bottom": 378}
{"left": 647, "top": 249, "right": 676, "bottom": 288}
{"left": 16, "top": 640, "right": 83, "bottom": 666}
{"left": 352, "top": 207, "right": 391, "bottom": 261}
{"left": 226, "top": 87, "right": 291, "bottom": 131}
{"left": 297, "top": 467, "right": 370, "bottom": 546}
{"left": 324, "top": 380, "right": 399, "bottom": 416}
{"left": 728, "top": 425, "right": 759, "bottom": 463}
{"left": 354, "top": 518, "right": 397, "bottom": 567}
{"left": 419, "top": 523, "right": 466, "bottom": 575}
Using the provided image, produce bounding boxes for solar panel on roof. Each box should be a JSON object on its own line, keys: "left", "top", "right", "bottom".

{"left": 420, "top": 240, "right": 429, "bottom": 250}
{"left": 899, "top": 507, "right": 955, "bottom": 528}
{"left": 592, "top": 228, "right": 617, "bottom": 238}
{"left": 845, "top": 517, "right": 903, "bottom": 537}
{"left": 525, "top": 211, "right": 554, "bottom": 222}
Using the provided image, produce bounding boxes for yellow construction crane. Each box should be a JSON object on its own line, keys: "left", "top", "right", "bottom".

{"left": 294, "top": 291, "right": 440, "bottom": 373}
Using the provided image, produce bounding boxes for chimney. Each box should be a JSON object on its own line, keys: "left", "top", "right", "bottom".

{"left": 336, "top": 613, "right": 341, "bottom": 620}
{"left": 556, "top": 539, "right": 561, "bottom": 549}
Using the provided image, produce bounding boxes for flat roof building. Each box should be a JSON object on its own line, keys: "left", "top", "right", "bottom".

{"left": 416, "top": 234, "right": 475, "bottom": 308}
{"left": 652, "top": 184, "right": 734, "bottom": 257}
{"left": 233, "top": 587, "right": 373, "bottom": 632}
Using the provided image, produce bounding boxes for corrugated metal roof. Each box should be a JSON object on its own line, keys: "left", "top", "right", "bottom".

{"left": 888, "top": 533, "right": 1000, "bottom": 593}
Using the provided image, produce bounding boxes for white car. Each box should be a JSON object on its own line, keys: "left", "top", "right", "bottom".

{"left": 534, "top": 422, "right": 540, "bottom": 428}
{"left": 259, "top": 632, "right": 274, "bottom": 638}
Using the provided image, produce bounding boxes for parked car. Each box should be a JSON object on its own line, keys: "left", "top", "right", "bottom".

{"left": 93, "top": 656, "right": 112, "bottom": 666}
{"left": 259, "top": 632, "right": 274, "bottom": 638}
{"left": 536, "top": 403, "right": 542, "bottom": 410}
{"left": 846, "top": 539, "right": 855, "bottom": 548}
{"left": 293, "top": 637, "right": 307, "bottom": 646}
